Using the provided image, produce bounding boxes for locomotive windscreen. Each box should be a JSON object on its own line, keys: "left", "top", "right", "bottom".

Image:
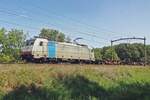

{"left": 25, "top": 39, "right": 35, "bottom": 46}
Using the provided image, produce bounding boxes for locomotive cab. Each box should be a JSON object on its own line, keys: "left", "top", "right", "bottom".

{"left": 21, "top": 38, "right": 48, "bottom": 61}
{"left": 21, "top": 39, "right": 35, "bottom": 61}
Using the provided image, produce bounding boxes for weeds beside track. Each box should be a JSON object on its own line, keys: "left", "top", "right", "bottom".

{"left": 0, "top": 64, "right": 149, "bottom": 100}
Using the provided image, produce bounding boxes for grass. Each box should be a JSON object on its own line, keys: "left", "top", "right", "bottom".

{"left": 0, "top": 64, "right": 149, "bottom": 100}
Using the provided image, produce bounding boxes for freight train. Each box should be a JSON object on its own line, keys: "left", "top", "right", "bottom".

{"left": 21, "top": 38, "right": 95, "bottom": 63}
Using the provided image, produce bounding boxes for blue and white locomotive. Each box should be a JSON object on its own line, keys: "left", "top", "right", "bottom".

{"left": 21, "top": 38, "right": 95, "bottom": 63}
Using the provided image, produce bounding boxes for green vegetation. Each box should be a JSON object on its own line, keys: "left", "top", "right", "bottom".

{"left": 102, "top": 48, "right": 119, "bottom": 61}
{"left": 93, "top": 43, "right": 150, "bottom": 64}
{"left": 39, "top": 28, "right": 70, "bottom": 42}
{"left": 0, "top": 28, "right": 27, "bottom": 63}
{"left": 1, "top": 27, "right": 150, "bottom": 64}
{"left": 0, "top": 64, "right": 149, "bottom": 100}
{"left": 0, "top": 28, "right": 70, "bottom": 63}
{"left": 92, "top": 48, "right": 102, "bottom": 60}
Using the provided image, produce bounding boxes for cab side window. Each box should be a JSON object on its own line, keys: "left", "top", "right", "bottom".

{"left": 39, "top": 41, "right": 43, "bottom": 46}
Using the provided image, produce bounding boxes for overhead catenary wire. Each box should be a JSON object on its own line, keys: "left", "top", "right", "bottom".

{"left": 25, "top": 0, "right": 118, "bottom": 35}
{"left": 0, "top": 9, "right": 61, "bottom": 29}
{"left": 0, "top": 8, "right": 108, "bottom": 42}
{"left": 0, "top": 2, "right": 111, "bottom": 46}
{"left": 0, "top": 19, "right": 40, "bottom": 31}
{"left": 13, "top": 0, "right": 117, "bottom": 40}
{"left": 0, "top": 18, "right": 108, "bottom": 47}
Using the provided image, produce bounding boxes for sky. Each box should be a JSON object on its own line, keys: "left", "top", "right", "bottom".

{"left": 0, "top": 0, "right": 150, "bottom": 48}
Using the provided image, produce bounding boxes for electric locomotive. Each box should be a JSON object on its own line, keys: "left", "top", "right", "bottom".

{"left": 21, "top": 38, "right": 95, "bottom": 63}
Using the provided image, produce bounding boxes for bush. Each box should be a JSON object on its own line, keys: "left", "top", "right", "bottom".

{"left": 0, "top": 28, "right": 26, "bottom": 63}
{"left": 0, "top": 54, "right": 15, "bottom": 63}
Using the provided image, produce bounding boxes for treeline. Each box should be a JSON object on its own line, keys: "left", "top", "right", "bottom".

{"left": 1, "top": 28, "right": 150, "bottom": 64}
{"left": 93, "top": 43, "right": 150, "bottom": 64}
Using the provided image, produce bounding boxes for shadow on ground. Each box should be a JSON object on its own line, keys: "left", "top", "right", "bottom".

{"left": 109, "top": 82, "right": 150, "bottom": 100}
{"left": 3, "top": 75, "right": 150, "bottom": 100}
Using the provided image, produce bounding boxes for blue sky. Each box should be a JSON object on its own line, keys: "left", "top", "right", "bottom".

{"left": 0, "top": 0, "right": 150, "bottom": 47}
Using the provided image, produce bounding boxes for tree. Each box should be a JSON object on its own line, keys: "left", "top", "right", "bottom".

{"left": 7, "top": 29, "right": 26, "bottom": 60}
{"left": 0, "top": 28, "right": 27, "bottom": 63}
{"left": 39, "top": 28, "right": 65, "bottom": 42}
{"left": 134, "top": 43, "right": 145, "bottom": 61}
{"left": 102, "top": 48, "right": 119, "bottom": 61}
{"left": 115, "top": 43, "right": 142, "bottom": 63}
{"left": 0, "top": 28, "right": 6, "bottom": 53}
{"left": 92, "top": 48, "right": 102, "bottom": 60}
{"left": 0, "top": 28, "right": 5, "bottom": 42}
{"left": 146, "top": 45, "right": 150, "bottom": 64}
